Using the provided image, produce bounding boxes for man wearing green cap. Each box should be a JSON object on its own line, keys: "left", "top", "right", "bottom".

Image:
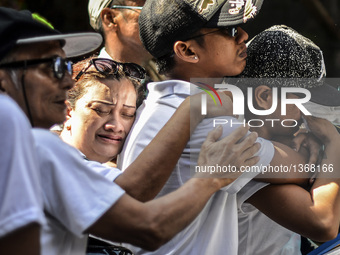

{"left": 0, "top": 8, "right": 101, "bottom": 255}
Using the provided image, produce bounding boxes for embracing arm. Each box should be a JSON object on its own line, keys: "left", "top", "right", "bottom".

{"left": 88, "top": 177, "right": 224, "bottom": 250}
{"left": 115, "top": 92, "right": 237, "bottom": 201}
{"left": 248, "top": 117, "right": 340, "bottom": 242}
{"left": 115, "top": 96, "right": 199, "bottom": 201}
{"left": 256, "top": 127, "right": 323, "bottom": 185}
{"left": 0, "top": 223, "right": 40, "bottom": 255}
{"left": 255, "top": 141, "right": 311, "bottom": 186}
{"left": 88, "top": 126, "right": 258, "bottom": 250}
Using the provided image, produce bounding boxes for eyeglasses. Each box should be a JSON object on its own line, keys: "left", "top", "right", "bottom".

{"left": 110, "top": 5, "right": 143, "bottom": 10}
{"left": 0, "top": 56, "right": 72, "bottom": 80}
{"left": 186, "top": 27, "right": 238, "bottom": 41}
{"left": 74, "top": 58, "right": 146, "bottom": 82}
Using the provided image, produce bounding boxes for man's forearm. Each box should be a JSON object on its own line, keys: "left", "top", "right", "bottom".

{"left": 140, "top": 177, "right": 223, "bottom": 248}
{"left": 90, "top": 178, "right": 225, "bottom": 251}
{"left": 248, "top": 136, "right": 340, "bottom": 242}
{"left": 306, "top": 136, "right": 340, "bottom": 240}
{"left": 255, "top": 141, "right": 311, "bottom": 186}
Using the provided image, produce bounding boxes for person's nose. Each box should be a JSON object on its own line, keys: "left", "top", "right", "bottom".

{"left": 60, "top": 72, "right": 74, "bottom": 91}
{"left": 236, "top": 27, "right": 249, "bottom": 44}
{"left": 104, "top": 113, "right": 124, "bottom": 133}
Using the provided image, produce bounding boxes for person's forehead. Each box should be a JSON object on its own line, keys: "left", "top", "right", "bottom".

{"left": 99, "top": 78, "right": 136, "bottom": 98}
{"left": 83, "top": 79, "right": 117, "bottom": 97}
{"left": 14, "top": 41, "right": 65, "bottom": 60}
{"left": 80, "top": 82, "right": 115, "bottom": 105}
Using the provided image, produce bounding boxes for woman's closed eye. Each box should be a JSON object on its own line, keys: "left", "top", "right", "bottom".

{"left": 90, "top": 105, "right": 112, "bottom": 115}
{"left": 121, "top": 110, "right": 136, "bottom": 119}
{"left": 88, "top": 101, "right": 113, "bottom": 115}
{"left": 94, "top": 108, "right": 111, "bottom": 115}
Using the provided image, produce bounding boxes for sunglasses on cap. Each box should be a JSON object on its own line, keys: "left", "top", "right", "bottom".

{"left": 74, "top": 58, "right": 146, "bottom": 82}
{"left": 186, "top": 26, "right": 238, "bottom": 41}
{"left": 0, "top": 56, "right": 72, "bottom": 80}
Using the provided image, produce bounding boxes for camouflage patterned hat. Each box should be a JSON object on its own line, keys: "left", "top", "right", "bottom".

{"left": 139, "top": 0, "right": 264, "bottom": 58}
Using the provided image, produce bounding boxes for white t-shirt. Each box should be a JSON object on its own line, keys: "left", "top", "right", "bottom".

{"left": 98, "top": 47, "right": 112, "bottom": 60}
{"left": 77, "top": 150, "right": 122, "bottom": 182}
{"left": 0, "top": 95, "right": 45, "bottom": 238}
{"left": 237, "top": 181, "right": 301, "bottom": 255}
{"left": 32, "top": 128, "right": 125, "bottom": 255}
{"left": 118, "top": 80, "right": 275, "bottom": 255}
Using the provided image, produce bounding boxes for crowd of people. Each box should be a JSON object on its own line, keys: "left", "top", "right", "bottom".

{"left": 1, "top": 0, "right": 340, "bottom": 255}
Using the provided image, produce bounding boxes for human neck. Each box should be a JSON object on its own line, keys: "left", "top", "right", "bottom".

{"left": 169, "top": 65, "right": 219, "bottom": 82}
{"left": 60, "top": 128, "right": 73, "bottom": 146}
{"left": 105, "top": 41, "right": 150, "bottom": 66}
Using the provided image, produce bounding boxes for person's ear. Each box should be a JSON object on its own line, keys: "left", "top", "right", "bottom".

{"left": 64, "top": 102, "right": 73, "bottom": 131}
{"left": 173, "top": 40, "right": 199, "bottom": 64}
{"left": 65, "top": 101, "right": 73, "bottom": 119}
{"left": 254, "top": 85, "right": 273, "bottom": 110}
{"left": 0, "top": 70, "right": 14, "bottom": 93}
{"left": 101, "top": 8, "right": 117, "bottom": 31}
{"left": 0, "top": 70, "right": 6, "bottom": 92}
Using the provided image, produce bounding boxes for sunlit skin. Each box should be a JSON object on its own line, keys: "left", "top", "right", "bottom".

{"left": 103, "top": 0, "right": 151, "bottom": 65}
{"left": 247, "top": 90, "right": 303, "bottom": 140}
{"left": 61, "top": 78, "right": 137, "bottom": 163}
{"left": 0, "top": 42, "right": 73, "bottom": 128}
{"left": 269, "top": 94, "right": 303, "bottom": 137}
{"left": 115, "top": 0, "right": 145, "bottom": 50}
{"left": 197, "top": 27, "right": 249, "bottom": 77}
{"left": 170, "top": 27, "right": 249, "bottom": 81}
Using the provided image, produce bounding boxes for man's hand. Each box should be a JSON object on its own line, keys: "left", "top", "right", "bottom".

{"left": 196, "top": 125, "right": 260, "bottom": 188}
{"left": 304, "top": 116, "right": 339, "bottom": 145}
{"left": 292, "top": 117, "right": 339, "bottom": 164}
{"left": 291, "top": 131, "right": 322, "bottom": 165}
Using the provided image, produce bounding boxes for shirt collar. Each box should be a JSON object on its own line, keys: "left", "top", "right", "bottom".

{"left": 98, "top": 47, "right": 113, "bottom": 60}
{"left": 147, "top": 80, "right": 203, "bottom": 99}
